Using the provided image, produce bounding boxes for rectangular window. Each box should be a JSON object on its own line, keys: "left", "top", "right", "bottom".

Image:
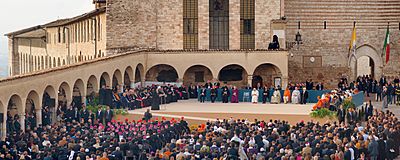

{"left": 183, "top": 0, "right": 199, "bottom": 49}
{"left": 240, "top": 0, "right": 255, "bottom": 49}
{"left": 58, "top": 28, "right": 61, "bottom": 43}
{"left": 209, "top": 0, "right": 229, "bottom": 50}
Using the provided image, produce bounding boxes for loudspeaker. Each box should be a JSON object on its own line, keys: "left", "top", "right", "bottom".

{"left": 0, "top": 113, "right": 3, "bottom": 123}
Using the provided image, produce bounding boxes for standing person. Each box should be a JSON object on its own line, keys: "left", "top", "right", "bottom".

{"left": 301, "top": 88, "right": 309, "bottom": 104}
{"left": 365, "top": 100, "right": 373, "bottom": 121}
{"left": 337, "top": 105, "right": 345, "bottom": 124}
{"left": 291, "top": 87, "right": 301, "bottom": 104}
{"left": 231, "top": 86, "right": 239, "bottom": 103}
{"left": 199, "top": 87, "right": 206, "bottom": 103}
{"left": 368, "top": 136, "right": 379, "bottom": 160}
{"left": 210, "top": 87, "right": 217, "bottom": 103}
{"left": 382, "top": 86, "right": 388, "bottom": 109}
{"left": 221, "top": 87, "right": 230, "bottom": 103}
{"left": 283, "top": 87, "right": 290, "bottom": 104}
{"left": 251, "top": 88, "right": 259, "bottom": 104}
{"left": 144, "top": 109, "right": 152, "bottom": 121}
{"left": 80, "top": 106, "right": 90, "bottom": 123}
{"left": 396, "top": 83, "right": 400, "bottom": 105}
{"left": 376, "top": 85, "right": 382, "bottom": 102}
{"left": 105, "top": 106, "right": 113, "bottom": 124}
{"left": 151, "top": 87, "right": 161, "bottom": 110}
{"left": 262, "top": 86, "right": 269, "bottom": 104}
{"left": 96, "top": 108, "right": 104, "bottom": 124}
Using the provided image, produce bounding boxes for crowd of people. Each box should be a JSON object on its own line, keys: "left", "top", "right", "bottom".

{"left": 3, "top": 76, "right": 400, "bottom": 160}
{"left": 2, "top": 105, "right": 399, "bottom": 160}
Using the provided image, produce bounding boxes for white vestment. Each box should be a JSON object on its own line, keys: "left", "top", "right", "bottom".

{"left": 291, "top": 90, "right": 300, "bottom": 104}
{"left": 251, "top": 90, "right": 259, "bottom": 103}
{"left": 271, "top": 90, "right": 281, "bottom": 104}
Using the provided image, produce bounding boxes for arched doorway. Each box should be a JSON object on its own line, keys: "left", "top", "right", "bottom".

{"left": 100, "top": 72, "right": 111, "bottom": 88}
{"left": 0, "top": 101, "right": 4, "bottom": 137}
{"left": 7, "top": 95, "right": 23, "bottom": 133}
{"left": 357, "top": 56, "right": 375, "bottom": 78}
{"left": 26, "top": 91, "right": 40, "bottom": 129}
{"left": 73, "top": 79, "right": 85, "bottom": 109}
{"left": 112, "top": 69, "right": 123, "bottom": 91}
{"left": 218, "top": 64, "right": 248, "bottom": 87}
{"left": 146, "top": 64, "right": 179, "bottom": 82}
{"left": 350, "top": 45, "right": 383, "bottom": 80}
{"left": 58, "top": 82, "right": 71, "bottom": 112}
{"left": 124, "top": 66, "right": 134, "bottom": 89}
{"left": 43, "top": 85, "right": 56, "bottom": 125}
{"left": 253, "top": 63, "right": 282, "bottom": 88}
{"left": 87, "top": 75, "right": 98, "bottom": 106}
{"left": 135, "top": 64, "right": 144, "bottom": 83}
{"left": 183, "top": 65, "right": 214, "bottom": 86}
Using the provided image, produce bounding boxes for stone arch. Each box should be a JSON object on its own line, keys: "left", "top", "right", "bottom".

{"left": 26, "top": 90, "right": 40, "bottom": 112}
{"left": 7, "top": 94, "right": 24, "bottom": 132}
{"left": 7, "top": 94, "right": 23, "bottom": 117}
{"left": 58, "top": 82, "right": 72, "bottom": 108}
{"left": 73, "top": 79, "right": 85, "bottom": 107}
{"left": 253, "top": 63, "right": 283, "bottom": 88}
{"left": 218, "top": 64, "right": 249, "bottom": 87}
{"left": 135, "top": 63, "right": 144, "bottom": 83}
{"left": 124, "top": 66, "right": 134, "bottom": 88}
{"left": 26, "top": 90, "right": 41, "bottom": 128}
{"left": 146, "top": 64, "right": 179, "bottom": 82}
{"left": 87, "top": 75, "right": 98, "bottom": 96}
{"left": 112, "top": 69, "right": 123, "bottom": 90}
{"left": 183, "top": 65, "right": 214, "bottom": 86}
{"left": 349, "top": 44, "right": 383, "bottom": 80}
{"left": 100, "top": 72, "right": 111, "bottom": 88}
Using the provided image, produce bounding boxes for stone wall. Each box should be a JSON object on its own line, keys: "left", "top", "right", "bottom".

{"left": 285, "top": 0, "right": 400, "bottom": 88}
{"left": 156, "top": 0, "right": 183, "bottom": 50}
{"left": 255, "top": 0, "right": 281, "bottom": 49}
{"left": 106, "top": 0, "right": 158, "bottom": 50}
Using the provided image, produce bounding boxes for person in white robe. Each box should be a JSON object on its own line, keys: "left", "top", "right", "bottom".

{"left": 271, "top": 89, "right": 281, "bottom": 104}
{"left": 291, "top": 87, "right": 301, "bottom": 104}
{"left": 251, "top": 88, "right": 259, "bottom": 104}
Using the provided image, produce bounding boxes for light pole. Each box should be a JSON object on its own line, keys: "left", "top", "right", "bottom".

{"left": 63, "top": 27, "right": 71, "bottom": 64}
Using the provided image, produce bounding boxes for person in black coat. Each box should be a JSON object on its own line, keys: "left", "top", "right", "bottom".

{"left": 111, "top": 147, "right": 124, "bottom": 160}
{"left": 365, "top": 100, "right": 373, "bottom": 121}
{"left": 337, "top": 105, "right": 346, "bottom": 124}
{"left": 144, "top": 109, "right": 152, "bottom": 121}
{"left": 80, "top": 106, "right": 90, "bottom": 123}
{"left": 151, "top": 88, "right": 161, "bottom": 110}
{"left": 378, "top": 136, "right": 387, "bottom": 160}
{"left": 199, "top": 87, "right": 206, "bottom": 103}
{"left": 262, "top": 86, "right": 269, "bottom": 104}
{"left": 104, "top": 106, "right": 113, "bottom": 124}
{"left": 221, "top": 87, "right": 230, "bottom": 103}
{"left": 210, "top": 87, "right": 218, "bottom": 103}
{"left": 96, "top": 108, "right": 104, "bottom": 124}
{"left": 301, "top": 88, "right": 309, "bottom": 104}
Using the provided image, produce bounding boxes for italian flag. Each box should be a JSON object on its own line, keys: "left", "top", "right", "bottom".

{"left": 383, "top": 25, "right": 390, "bottom": 64}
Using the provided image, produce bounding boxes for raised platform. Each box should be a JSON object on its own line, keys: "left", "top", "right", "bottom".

{"left": 115, "top": 100, "right": 326, "bottom": 125}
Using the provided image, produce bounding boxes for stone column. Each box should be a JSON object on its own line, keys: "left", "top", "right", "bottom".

{"left": 281, "top": 76, "right": 289, "bottom": 89}
{"left": 19, "top": 113, "right": 25, "bottom": 132}
{"left": 247, "top": 75, "right": 253, "bottom": 88}
{"left": 35, "top": 108, "right": 42, "bottom": 126}
{"left": 130, "top": 81, "right": 136, "bottom": 89}
{"left": 1, "top": 114, "right": 6, "bottom": 139}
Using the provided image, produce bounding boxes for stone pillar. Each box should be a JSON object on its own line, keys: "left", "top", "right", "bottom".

{"left": 198, "top": 0, "right": 209, "bottom": 49}
{"left": 229, "top": 0, "right": 240, "bottom": 50}
{"left": 1, "top": 114, "right": 6, "bottom": 139}
{"left": 52, "top": 97, "right": 58, "bottom": 124}
{"left": 247, "top": 75, "right": 253, "bottom": 88}
{"left": 282, "top": 76, "right": 289, "bottom": 89}
{"left": 19, "top": 113, "right": 25, "bottom": 132}
{"left": 130, "top": 81, "right": 136, "bottom": 89}
{"left": 35, "top": 108, "right": 42, "bottom": 126}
